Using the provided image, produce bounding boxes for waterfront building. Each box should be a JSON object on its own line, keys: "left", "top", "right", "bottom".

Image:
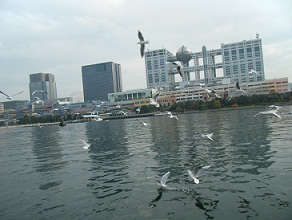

{"left": 82, "top": 62, "right": 123, "bottom": 102}
{"left": 29, "top": 73, "right": 58, "bottom": 102}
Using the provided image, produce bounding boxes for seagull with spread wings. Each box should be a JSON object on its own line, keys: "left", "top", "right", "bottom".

{"left": 137, "top": 30, "right": 149, "bottom": 58}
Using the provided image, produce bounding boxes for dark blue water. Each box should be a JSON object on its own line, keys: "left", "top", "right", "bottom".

{"left": 1, "top": 106, "right": 291, "bottom": 219}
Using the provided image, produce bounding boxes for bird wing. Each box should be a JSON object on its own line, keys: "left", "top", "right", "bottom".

{"left": 11, "top": 91, "right": 24, "bottom": 97}
{"left": 160, "top": 171, "right": 170, "bottom": 186}
{"left": 272, "top": 112, "right": 281, "bottom": 118}
{"left": 177, "top": 66, "right": 182, "bottom": 77}
{"left": 187, "top": 170, "right": 196, "bottom": 180}
{"left": 140, "top": 43, "right": 145, "bottom": 58}
{"left": 138, "top": 30, "right": 144, "bottom": 41}
{"left": 236, "top": 82, "right": 240, "bottom": 90}
{"left": 196, "top": 165, "right": 211, "bottom": 177}
{"left": 153, "top": 91, "right": 160, "bottom": 101}
{"left": 0, "top": 90, "right": 9, "bottom": 98}
{"left": 79, "top": 139, "right": 88, "bottom": 146}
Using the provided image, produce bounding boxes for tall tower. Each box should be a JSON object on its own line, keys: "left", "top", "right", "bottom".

{"left": 145, "top": 48, "right": 174, "bottom": 88}
{"left": 176, "top": 46, "right": 192, "bottom": 82}
{"left": 29, "top": 73, "right": 58, "bottom": 102}
{"left": 82, "top": 62, "right": 123, "bottom": 101}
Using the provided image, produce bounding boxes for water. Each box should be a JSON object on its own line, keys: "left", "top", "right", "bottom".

{"left": 0, "top": 106, "right": 291, "bottom": 220}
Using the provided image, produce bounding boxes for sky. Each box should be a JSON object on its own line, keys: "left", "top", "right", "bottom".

{"left": 1, "top": 0, "right": 292, "bottom": 101}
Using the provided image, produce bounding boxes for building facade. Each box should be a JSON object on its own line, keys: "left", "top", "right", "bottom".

{"left": 147, "top": 36, "right": 265, "bottom": 88}
{"left": 29, "top": 73, "right": 58, "bottom": 102}
{"left": 145, "top": 49, "right": 175, "bottom": 88}
{"left": 82, "top": 62, "right": 123, "bottom": 101}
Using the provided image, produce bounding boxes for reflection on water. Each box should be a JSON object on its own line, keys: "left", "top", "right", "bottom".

{"left": 0, "top": 106, "right": 291, "bottom": 219}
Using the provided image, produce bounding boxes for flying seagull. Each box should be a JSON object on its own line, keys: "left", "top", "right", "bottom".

{"left": 172, "top": 62, "right": 182, "bottom": 77}
{"left": 136, "top": 118, "right": 149, "bottom": 126}
{"left": 205, "top": 89, "right": 221, "bottom": 99}
{"left": 254, "top": 109, "right": 281, "bottom": 118}
{"left": 236, "top": 82, "right": 245, "bottom": 94}
{"left": 80, "top": 139, "right": 91, "bottom": 149}
{"left": 201, "top": 133, "right": 213, "bottom": 141}
{"left": 150, "top": 91, "right": 160, "bottom": 107}
{"left": 187, "top": 165, "right": 211, "bottom": 184}
{"left": 137, "top": 30, "right": 149, "bottom": 58}
{"left": 147, "top": 171, "right": 170, "bottom": 188}
{"left": 0, "top": 90, "right": 24, "bottom": 100}
{"left": 32, "top": 90, "right": 48, "bottom": 95}
{"left": 167, "top": 112, "right": 178, "bottom": 120}
{"left": 249, "top": 69, "right": 259, "bottom": 75}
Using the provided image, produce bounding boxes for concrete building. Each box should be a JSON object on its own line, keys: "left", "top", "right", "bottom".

{"left": 29, "top": 73, "right": 58, "bottom": 102}
{"left": 147, "top": 35, "right": 265, "bottom": 88}
{"left": 82, "top": 62, "right": 123, "bottom": 102}
{"left": 145, "top": 48, "right": 175, "bottom": 88}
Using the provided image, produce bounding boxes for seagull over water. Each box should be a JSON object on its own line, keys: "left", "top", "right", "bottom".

{"left": 167, "top": 112, "right": 178, "bottom": 120}
{"left": 254, "top": 109, "right": 281, "bottom": 118}
{"left": 0, "top": 90, "right": 24, "bottom": 100}
{"left": 137, "top": 30, "right": 149, "bottom": 58}
{"left": 201, "top": 133, "right": 213, "bottom": 141}
{"left": 187, "top": 166, "right": 211, "bottom": 184}
{"left": 32, "top": 90, "right": 48, "bottom": 95}
{"left": 136, "top": 118, "right": 149, "bottom": 126}
{"left": 80, "top": 139, "right": 91, "bottom": 149}
{"left": 147, "top": 171, "right": 170, "bottom": 189}
{"left": 172, "top": 62, "right": 182, "bottom": 77}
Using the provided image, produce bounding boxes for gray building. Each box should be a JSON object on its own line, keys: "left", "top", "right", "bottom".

{"left": 147, "top": 36, "right": 265, "bottom": 88}
{"left": 82, "top": 62, "right": 123, "bottom": 101}
{"left": 145, "top": 49, "right": 175, "bottom": 88}
{"left": 29, "top": 73, "right": 58, "bottom": 102}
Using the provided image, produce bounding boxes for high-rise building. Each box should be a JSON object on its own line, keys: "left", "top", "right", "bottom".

{"left": 145, "top": 49, "right": 175, "bottom": 88}
{"left": 221, "top": 38, "right": 265, "bottom": 83}
{"left": 82, "top": 62, "right": 123, "bottom": 101}
{"left": 146, "top": 36, "right": 265, "bottom": 88}
{"left": 29, "top": 73, "right": 58, "bottom": 102}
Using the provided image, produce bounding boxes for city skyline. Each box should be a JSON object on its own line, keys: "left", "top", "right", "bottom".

{"left": 0, "top": 0, "right": 291, "bottom": 101}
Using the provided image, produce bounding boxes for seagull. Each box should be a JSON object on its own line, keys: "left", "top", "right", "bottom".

{"left": 136, "top": 118, "right": 149, "bottom": 126}
{"left": 137, "top": 30, "right": 149, "bottom": 58}
{"left": 147, "top": 171, "right": 170, "bottom": 189}
{"left": 136, "top": 107, "right": 141, "bottom": 114}
{"left": 249, "top": 69, "right": 259, "bottom": 75}
{"left": 205, "top": 89, "right": 221, "bottom": 99}
{"left": 0, "top": 90, "right": 24, "bottom": 100}
{"left": 172, "top": 62, "right": 182, "bottom": 77}
{"left": 167, "top": 112, "right": 178, "bottom": 120}
{"left": 32, "top": 90, "right": 48, "bottom": 95}
{"left": 254, "top": 109, "right": 281, "bottom": 118}
{"left": 38, "top": 123, "right": 43, "bottom": 128}
{"left": 34, "top": 97, "right": 44, "bottom": 104}
{"left": 201, "top": 133, "right": 213, "bottom": 141}
{"left": 235, "top": 82, "right": 245, "bottom": 94}
{"left": 268, "top": 105, "right": 282, "bottom": 110}
{"left": 187, "top": 166, "right": 211, "bottom": 184}
{"left": 150, "top": 91, "right": 160, "bottom": 107}
{"left": 80, "top": 139, "right": 91, "bottom": 149}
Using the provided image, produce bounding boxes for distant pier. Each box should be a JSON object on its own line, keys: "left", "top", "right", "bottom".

{"left": 104, "top": 113, "right": 155, "bottom": 120}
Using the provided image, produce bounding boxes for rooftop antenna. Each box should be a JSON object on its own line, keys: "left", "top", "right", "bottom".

{"left": 256, "top": 33, "right": 259, "bottom": 39}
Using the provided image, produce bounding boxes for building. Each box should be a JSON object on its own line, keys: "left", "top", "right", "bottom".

{"left": 29, "top": 73, "right": 58, "bottom": 102}
{"left": 146, "top": 35, "right": 265, "bottom": 88}
{"left": 82, "top": 62, "right": 123, "bottom": 102}
{"left": 145, "top": 48, "right": 175, "bottom": 88}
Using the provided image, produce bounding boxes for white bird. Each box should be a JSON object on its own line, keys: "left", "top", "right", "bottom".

{"left": 187, "top": 166, "right": 211, "bottom": 184}
{"left": 249, "top": 69, "right": 259, "bottom": 75}
{"left": 32, "top": 90, "right": 48, "bottom": 95}
{"left": 201, "top": 133, "right": 213, "bottom": 141}
{"left": 150, "top": 91, "right": 160, "bottom": 107}
{"left": 34, "top": 97, "right": 44, "bottom": 105}
{"left": 268, "top": 105, "right": 282, "bottom": 110}
{"left": 38, "top": 123, "right": 43, "bottom": 128}
{"left": 136, "top": 118, "right": 149, "bottom": 126}
{"left": 147, "top": 171, "right": 170, "bottom": 188}
{"left": 254, "top": 109, "right": 281, "bottom": 118}
{"left": 205, "top": 89, "right": 221, "bottom": 99}
{"left": 80, "top": 139, "right": 91, "bottom": 149}
{"left": 172, "top": 62, "right": 182, "bottom": 77}
{"left": 167, "top": 112, "right": 178, "bottom": 120}
{"left": 0, "top": 90, "right": 24, "bottom": 100}
{"left": 137, "top": 30, "right": 149, "bottom": 58}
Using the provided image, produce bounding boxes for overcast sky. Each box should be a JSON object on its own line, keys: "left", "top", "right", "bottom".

{"left": 1, "top": 0, "right": 291, "bottom": 101}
